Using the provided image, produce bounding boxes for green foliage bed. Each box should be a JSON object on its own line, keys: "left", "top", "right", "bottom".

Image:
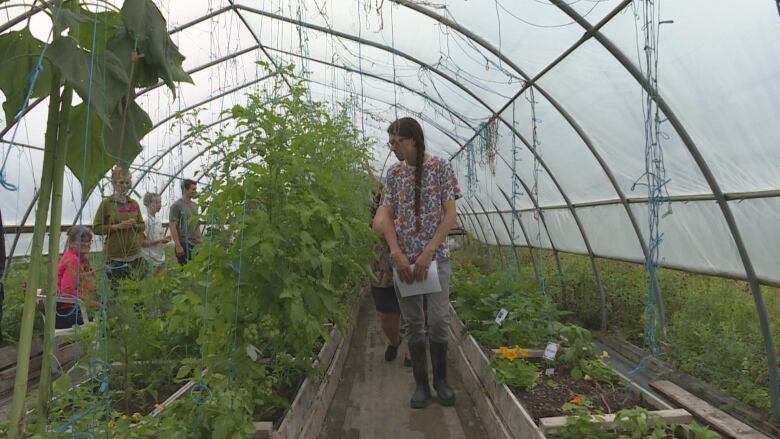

{"left": 454, "top": 235, "right": 780, "bottom": 413}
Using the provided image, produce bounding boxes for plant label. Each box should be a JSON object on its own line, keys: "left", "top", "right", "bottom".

{"left": 545, "top": 367, "right": 555, "bottom": 376}
{"left": 543, "top": 342, "right": 559, "bottom": 361}
{"left": 495, "top": 308, "right": 509, "bottom": 326}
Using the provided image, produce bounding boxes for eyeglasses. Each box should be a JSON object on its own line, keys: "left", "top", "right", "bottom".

{"left": 386, "top": 137, "right": 409, "bottom": 148}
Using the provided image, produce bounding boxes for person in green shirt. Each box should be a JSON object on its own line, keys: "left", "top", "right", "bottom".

{"left": 169, "top": 178, "right": 202, "bottom": 265}
{"left": 92, "top": 166, "right": 145, "bottom": 287}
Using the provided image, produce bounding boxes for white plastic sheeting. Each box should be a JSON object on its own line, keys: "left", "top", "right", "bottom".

{"left": 1, "top": 0, "right": 779, "bottom": 287}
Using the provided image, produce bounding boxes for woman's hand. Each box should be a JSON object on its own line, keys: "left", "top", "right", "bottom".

{"left": 113, "top": 218, "right": 136, "bottom": 230}
{"left": 413, "top": 246, "right": 435, "bottom": 282}
{"left": 391, "top": 250, "right": 414, "bottom": 284}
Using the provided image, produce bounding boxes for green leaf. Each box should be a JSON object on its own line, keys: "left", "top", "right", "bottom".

{"left": 570, "top": 367, "right": 584, "bottom": 380}
{"left": 52, "top": 3, "right": 89, "bottom": 36}
{"left": 76, "top": 8, "right": 123, "bottom": 53}
{"left": 120, "top": 0, "right": 193, "bottom": 95}
{"left": 0, "top": 29, "right": 53, "bottom": 127}
{"left": 175, "top": 365, "right": 191, "bottom": 380}
{"left": 46, "top": 38, "right": 129, "bottom": 125}
{"left": 290, "top": 301, "right": 305, "bottom": 323}
{"left": 66, "top": 100, "right": 151, "bottom": 193}
{"left": 320, "top": 254, "right": 332, "bottom": 282}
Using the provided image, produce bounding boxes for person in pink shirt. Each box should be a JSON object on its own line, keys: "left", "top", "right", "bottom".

{"left": 56, "top": 226, "right": 95, "bottom": 329}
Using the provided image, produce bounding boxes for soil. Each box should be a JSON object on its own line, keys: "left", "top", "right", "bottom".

{"left": 512, "top": 364, "right": 652, "bottom": 423}
{"left": 115, "top": 380, "right": 182, "bottom": 415}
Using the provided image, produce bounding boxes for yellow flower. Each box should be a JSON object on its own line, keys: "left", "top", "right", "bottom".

{"left": 154, "top": 403, "right": 165, "bottom": 411}
{"left": 514, "top": 346, "right": 529, "bottom": 358}
{"left": 120, "top": 414, "right": 129, "bottom": 421}
{"left": 601, "top": 350, "right": 609, "bottom": 358}
{"left": 131, "top": 412, "right": 142, "bottom": 422}
{"left": 108, "top": 420, "right": 115, "bottom": 430}
{"left": 504, "top": 349, "right": 518, "bottom": 361}
{"left": 569, "top": 394, "right": 584, "bottom": 404}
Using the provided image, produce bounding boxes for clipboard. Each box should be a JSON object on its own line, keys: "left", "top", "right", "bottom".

{"left": 393, "top": 260, "right": 441, "bottom": 297}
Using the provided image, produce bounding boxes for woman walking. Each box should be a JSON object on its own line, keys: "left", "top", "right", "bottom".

{"left": 373, "top": 117, "right": 462, "bottom": 408}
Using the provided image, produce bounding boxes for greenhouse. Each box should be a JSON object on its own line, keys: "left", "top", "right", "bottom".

{"left": 0, "top": 0, "right": 779, "bottom": 437}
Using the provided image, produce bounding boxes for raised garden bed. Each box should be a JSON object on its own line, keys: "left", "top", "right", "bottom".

{"left": 0, "top": 337, "right": 79, "bottom": 398}
{"left": 598, "top": 333, "right": 778, "bottom": 438}
{"left": 150, "top": 290, "right": 363, "bottom": 439}
{"left": 448, "top": 303, "right": 698, "bottom": 439}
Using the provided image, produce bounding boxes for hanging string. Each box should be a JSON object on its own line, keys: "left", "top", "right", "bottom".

{"left": 528, "top": 86, "right": 554, "bottom": 338}
{"left": 389, "top": 3, "right": 399, "bottom": 119}
{"left": 628, "top": 0, "right": 671, "bottom": 376}
{"left": 507, "top": 101, "right": 522, "bottom": 278}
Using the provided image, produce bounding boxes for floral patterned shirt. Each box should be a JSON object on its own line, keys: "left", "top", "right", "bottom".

{"left": 380, "top": 155, "right": 462, "bottom": 262}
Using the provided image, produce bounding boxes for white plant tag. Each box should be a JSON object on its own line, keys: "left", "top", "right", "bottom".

{"left": 545, "top": 367, "right": 555, "bottom": 376}
{"left": 495, "top": 308, "right": 509, "bottom": 326}
{"left": 543, "top": 342, "right": 559, "bottom": 361}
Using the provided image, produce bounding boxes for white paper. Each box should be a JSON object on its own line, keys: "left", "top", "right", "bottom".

{"left": 495, "top": 308, "right": 509, "bottom": 326}
{"left": 543, "top": 342, "right": 559, "bottom": 362}
{"left": 393, "top": 260, "right": 442, "bottom": 297}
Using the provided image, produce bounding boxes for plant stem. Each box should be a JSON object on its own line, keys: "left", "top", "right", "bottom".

{"left": 36, "top": 83, "right": 73, "bottom": 430}
{"left": 8, "top": 69, "right": 63, "bottom": 438}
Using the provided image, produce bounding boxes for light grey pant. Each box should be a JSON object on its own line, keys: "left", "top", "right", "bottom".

{"left": 395, "top": 258, "right": 452, "bottom": 344}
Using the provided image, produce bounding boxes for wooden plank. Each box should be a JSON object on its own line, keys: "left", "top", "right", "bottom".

{"left": 650, "top": 380, "right": 770, "bottom": 439}
{"left": 273, "top": 331, "right": 346, "bottom": 438}
{"left": 253, "top": 422, "right": 272, "bottom": 439}
{"left": 450, "top": 327, "right": 513, "bottom": 439}
{"left": 448, "top": 303, "right": 467, "bottom": 345}
{"left": 0, "top": 342, "right": 78, "bottom": 395}
{"left": 539, "top": 408, "right": 693, "bottom": 432}
{"left": 0, "top": 337, "right": 44, "bottom": 370}
{"left": 298, "top": 321, "right": 352, "bottom": 439}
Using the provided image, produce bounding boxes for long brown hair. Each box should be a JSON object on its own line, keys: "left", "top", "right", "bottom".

{"left": 387, "top": 117, "right": 425, "bottom": 232}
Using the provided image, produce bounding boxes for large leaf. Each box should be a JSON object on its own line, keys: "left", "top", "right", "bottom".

{"left": 75, "top": 7, "right": 123, "bottom": 53}
{"left": 0, "top": 29, "right": 53, "bottom": 127}
{"left": 120, "top": 0, "right": 193, "bottom": 95}
{"left": 66, "top": 100, "right": 152, "bottom": 193}
{"left": 46, "top": 38, "right": 129, "bottom": 126}
{"left": 52, "top": 2, "right": 89, "bottom": 36}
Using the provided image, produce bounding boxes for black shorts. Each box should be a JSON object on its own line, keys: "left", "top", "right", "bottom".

{"left": 371, "top": 286, "right": 400, "bottom": 313}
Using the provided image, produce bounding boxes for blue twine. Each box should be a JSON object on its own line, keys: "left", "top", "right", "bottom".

{"left": 629, "top": 0, "right": 669, "bottom": 377}
{"left": 190, "top": 383, "right": 213, "bottom": 405}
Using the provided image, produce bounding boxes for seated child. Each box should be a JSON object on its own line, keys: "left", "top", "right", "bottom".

{"left": 56, "top": 226, "right": 96, "bottom": 329}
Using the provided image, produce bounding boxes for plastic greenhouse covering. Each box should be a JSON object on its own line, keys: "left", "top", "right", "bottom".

{"left": 1, "top": 0, "right": 780, "bottom": 431}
